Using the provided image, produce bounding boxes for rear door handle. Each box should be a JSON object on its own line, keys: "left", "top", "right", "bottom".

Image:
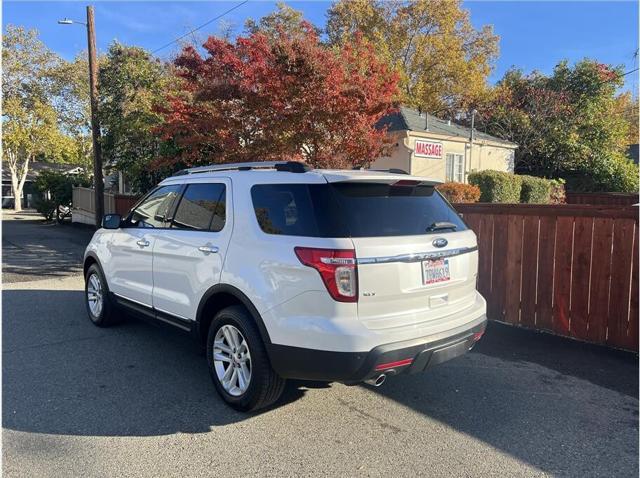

{"left": 198, "top": 245, "right": 219, "bottom": 254}
{"left": 136, "top": 239, "right": 150, "bottom": 248}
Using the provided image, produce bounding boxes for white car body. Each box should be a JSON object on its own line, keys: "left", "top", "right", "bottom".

{"left": 85, "top": 162, "right": 487, "bottom": 387}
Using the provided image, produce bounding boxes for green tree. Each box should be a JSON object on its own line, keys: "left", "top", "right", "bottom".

{"left": 98, "top": 42, "right": 170, "bottom": 193}
{"left": 2, "top": 26, "right": 69, "bottom": 211}
{"left": 51, "top": 54, "right": 93, "bottom": 170}
{"left": 33, "top": 169, "right": 91, "bottom": 221}
{"left": 2, "top": 25, "right": 59, "bottom": 100}
{"left": 245, "top": 2, "right": 320, "bottom": 38}
{"left": 614, "top": 91, "right": 639, "bottom": 145}
{"left": 3, "top": 98, "right": 72, "bottom": 211}
{"left": 482, "top": 60, "right": 638, "bottom": 192}
{"left": 326, "top": 0, "right": 499, "bottom": 116}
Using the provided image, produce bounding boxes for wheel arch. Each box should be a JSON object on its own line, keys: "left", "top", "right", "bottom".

{"left": 83, "top": 252, "right": 101, "bottom": 278}
{"left": 196, "top": 284, "right": 272, "bottom": 348}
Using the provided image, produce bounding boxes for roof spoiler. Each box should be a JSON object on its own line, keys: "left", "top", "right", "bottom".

{"left": 353, "top": 167, "right": 409, "bottom": 175}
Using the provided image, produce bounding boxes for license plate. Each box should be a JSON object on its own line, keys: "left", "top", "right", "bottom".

{"left": 422, "top": 258, "right": 450, "bottom": 285}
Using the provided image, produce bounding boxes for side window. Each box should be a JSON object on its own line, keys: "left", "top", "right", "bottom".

{"left": 129, "top": 185, "right": 181, "bottom": 228}
{"left": 172, "top": 183, "right": 226, "bottom": 231}
{"left": 251, "top": 184, "right": 316, "bottom": 236}
{"left": 250, "top": 184, "right": 347, "bottom": 237}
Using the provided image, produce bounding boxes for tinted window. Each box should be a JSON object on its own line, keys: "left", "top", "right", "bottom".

{"left": 251, "top": 183, "right": 466, "bottom": 238}
{"left": 331, "top": 183, "right": 467, "bottom": 237}
{"left": 251, "top": 184, "right": 347, "bottom": 237}
{"left": 172, "top": 183, "right": 226, "bottom": 231}
{"left": 129, "top": 185, "right": 181, "bottom": 228}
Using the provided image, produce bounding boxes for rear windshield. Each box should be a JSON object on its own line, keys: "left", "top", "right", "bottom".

{"left": 250, "top": 182, "right": 467, "bottom": 238}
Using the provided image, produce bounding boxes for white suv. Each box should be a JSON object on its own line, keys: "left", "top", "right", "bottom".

{"left": 84, "top": 161, "right": 487, "bottom": 411}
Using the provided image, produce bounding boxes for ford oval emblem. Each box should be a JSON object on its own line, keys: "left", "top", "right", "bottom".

{"left": 433, "top": 238, "right": 448, "bottom": 248}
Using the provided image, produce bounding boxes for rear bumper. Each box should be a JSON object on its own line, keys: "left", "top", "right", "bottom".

{"left": 268, "top": 315, "right": 487, "bottom": 382}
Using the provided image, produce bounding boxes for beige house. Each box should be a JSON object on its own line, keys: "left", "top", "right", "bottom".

{"left": 371, "top": 106, "right": 517, "bottom": 183}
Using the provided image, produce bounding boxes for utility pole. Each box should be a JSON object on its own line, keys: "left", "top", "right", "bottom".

{"left": 58, "top": 8, "right": 104, "bottom": 227}
{"left": 86, "top": 6, "right": 104, "bottom": 227}
{"left": 466, "top": 109, "right": 477, "bottom": 183}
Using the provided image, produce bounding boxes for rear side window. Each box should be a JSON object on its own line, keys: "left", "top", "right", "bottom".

{"left": 172, "top": 183, "right": 226, "bottom": 231}
{"left": 130, "top": 184, "right": 181, "bottom": 228}
{"left": 251, "top": 182, "right": 466, "bottom": 238}
{"left": 251, "top": 184, "right": 348, "bottom": 237}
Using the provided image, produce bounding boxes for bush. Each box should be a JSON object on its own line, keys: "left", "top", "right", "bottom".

{"left": 33, "top": 170, "right": 90, "bottom": 220}
{"left": 549, "top": 178, "right": 566, "bottom": 204}
{"left": 520, "top": 175, "right": 552, "bottom": 203}
{"left": 468, "top": 170, "right": 522, "bottom": 203}
{"left": 564, "top": 154, "right": 639, "bottom": 193}
{"left": 605, "top": 155, "right": 639, "bottom": 193}
{"left": 436, "top": 182, "right": 481, "bottom": 203}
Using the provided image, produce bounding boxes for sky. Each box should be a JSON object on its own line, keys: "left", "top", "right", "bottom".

{"left": 3, "top": 0, "right": 639, "bottom": 93}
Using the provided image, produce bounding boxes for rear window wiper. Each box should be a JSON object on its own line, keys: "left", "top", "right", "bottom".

{"left": 426, "top": 221, "right": 457, "bottom": 232}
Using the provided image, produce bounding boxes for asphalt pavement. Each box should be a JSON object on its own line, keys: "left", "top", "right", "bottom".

{"left": 2, "top": 211, "right": 95, "bottom": 283}
{"left": 2, "top": 214, "right": 638, "bottom": 477}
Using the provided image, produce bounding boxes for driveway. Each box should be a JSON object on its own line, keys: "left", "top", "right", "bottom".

{"left": 2, "top": 216, "right": 638, "bottom": 477}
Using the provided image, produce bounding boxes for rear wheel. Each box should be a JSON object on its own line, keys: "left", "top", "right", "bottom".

{"left": 85, "top": 263, "right": 119, "bottom": 327}
{"left": 207, "top": 306, "right": 285, "bottom": 412}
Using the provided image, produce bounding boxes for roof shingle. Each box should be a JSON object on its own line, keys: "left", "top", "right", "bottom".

{"left": 378, "top": 106, "right": 516, "bottom": 147}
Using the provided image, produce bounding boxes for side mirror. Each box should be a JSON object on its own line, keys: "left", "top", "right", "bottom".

{"left": 102, "top": 214, "right": 122, "bottom": 229}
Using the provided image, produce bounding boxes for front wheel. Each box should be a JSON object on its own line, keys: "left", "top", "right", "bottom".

{"left": 207, "top": 306, "right": 285, "bottom": 412}
{"left": 85, "top": 264, "right": 119, "bottom": 327}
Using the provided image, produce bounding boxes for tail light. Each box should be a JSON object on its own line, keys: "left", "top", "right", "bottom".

{"left": 294, "top": 247, "right": 358, "bottom": 302}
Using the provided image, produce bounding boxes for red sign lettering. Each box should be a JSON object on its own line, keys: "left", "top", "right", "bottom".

{"left": 414, "top": 140, "right": 443, "bottom": 159}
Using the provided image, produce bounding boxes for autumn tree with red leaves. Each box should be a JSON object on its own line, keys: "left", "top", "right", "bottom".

{"left": 156, "top": 22, "right": 399, "bottom": 169}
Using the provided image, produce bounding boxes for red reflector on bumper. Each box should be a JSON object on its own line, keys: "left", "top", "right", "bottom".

{"left": 473, "top": 331, "right": 484, "bottom": 341}
{"left": 375, "top": 358, "right": 414, "bottom": 371}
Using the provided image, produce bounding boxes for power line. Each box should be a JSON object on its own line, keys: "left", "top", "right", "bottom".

{"left": 598, "top": 67, "right": 639, "bottom": 88}
{"left": 151, "top": 1, "right": 248, "bottom": 54}
{"left": 618, "top": 67, "right": 639, "bottom": 78}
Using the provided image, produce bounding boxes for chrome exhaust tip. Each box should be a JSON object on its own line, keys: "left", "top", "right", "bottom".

{"left": 364, "top": 374, "right": 386, "bottom": 387}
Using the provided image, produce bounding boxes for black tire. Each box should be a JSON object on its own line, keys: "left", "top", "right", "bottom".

{"left": 206, "top": 305, "right": 285, "bottom": 412}
{"left": 84, "top": 263, "right": 119, "bottom": 327}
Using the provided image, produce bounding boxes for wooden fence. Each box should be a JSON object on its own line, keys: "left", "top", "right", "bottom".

{"left": 114, "top": 194, "right": 139, "bottom": 215}
{"left": 566, "top": 192, "right": 639, "bottom": 206}
{"left": 453, "top": 203, "right": 639, "bottom": 352}
{"left": 72, "top": 187, "right": 139, "bottom": 224}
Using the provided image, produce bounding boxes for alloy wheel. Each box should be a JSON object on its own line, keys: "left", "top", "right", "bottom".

{"left": 213, "top": 324, "right": 252, "bottom": 397}
{"left": 87, "top": 273, "right": 103, "bottom": 317}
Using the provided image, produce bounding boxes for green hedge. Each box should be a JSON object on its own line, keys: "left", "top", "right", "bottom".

{"left": 468, "top": 170, "right": 555, "bottom": 204}
{"left": 520, "top": 175, "right": 552, "bottom": 203}
{"left": 468, "top": 170, "right": 523, "bottom": 203}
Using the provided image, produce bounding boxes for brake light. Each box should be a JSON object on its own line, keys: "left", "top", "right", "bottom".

{"left": 294, "top": 247, "right": 358, "bottom": 302}
{"left": 391, "top": 179, "right": 421, "bottom": 187}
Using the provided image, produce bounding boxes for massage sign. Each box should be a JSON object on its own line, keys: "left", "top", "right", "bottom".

{"left": 414, "top": 140, "right": 443, "bottom": 159}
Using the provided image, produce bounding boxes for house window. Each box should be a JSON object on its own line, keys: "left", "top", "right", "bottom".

{"left": 445, "top": 153, "right": 464, "bottom": 182}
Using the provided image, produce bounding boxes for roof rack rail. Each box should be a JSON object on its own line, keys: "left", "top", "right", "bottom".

{"left": 174, "top": 161, "right": 310, "bottom": 176}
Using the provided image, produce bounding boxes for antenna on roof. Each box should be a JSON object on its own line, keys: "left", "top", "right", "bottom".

{"left": 416, "top": 106, "right": 428, "bottom": 130}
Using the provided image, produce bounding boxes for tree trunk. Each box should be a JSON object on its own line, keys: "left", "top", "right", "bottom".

{"left": 10, "top": 170, "right": 22, "bottom": 212}
{"left": 9, "top": 156, "right": 30, "bottom": 212}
